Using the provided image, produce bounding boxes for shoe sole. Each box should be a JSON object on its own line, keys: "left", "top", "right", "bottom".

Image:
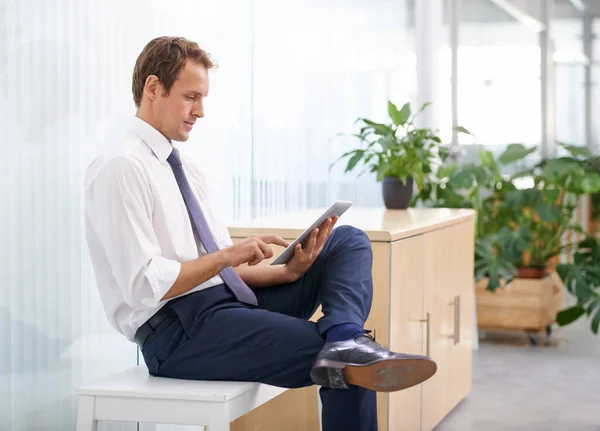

{"left": 310, "top": 356, "right": 437, "bottom": 392}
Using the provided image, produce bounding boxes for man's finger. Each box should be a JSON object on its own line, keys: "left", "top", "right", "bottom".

{"left": 319, "top": 217, "right": 332, "bottom": 230}
{"left": 257, "top": 234, "right": 290, "bottom": 248}
{"left": 274, "top": 235, "right": 290, "bottom": 248}
{"left": 255, "top": 239, "right": 272, "bottom": 258}
{"left": 294, "top": 243, "right": 303, "bottom": 258}
{"left": 263, "top": 246, "right": 274, "bottom": 259}
{"left": 262, "top": 234, "right": 289, "bottom": 248}
{"left": 301, "top": 229, "right": 315, "bottom": 250}
{"left": 327, "top": 216, "right": 338, "bottom": 237}
{"left": 308, "top": 228, "right": 319, "bottom": 251}
{"left": 316, "top": 218, "right": 331, "bottom": 244}
{"left": 249, "top": 246, "right": 265, "bottom": 265}
{"left": 316, "top": 217, "right": 337, "bottom": 253}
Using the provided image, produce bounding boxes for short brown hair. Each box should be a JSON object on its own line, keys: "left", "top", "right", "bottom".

{"left": 132, "top": 36, "right": 216, "bottom": 108}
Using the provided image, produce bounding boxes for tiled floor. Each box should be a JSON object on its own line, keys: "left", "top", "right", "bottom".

{"left": 436, "top": 320, "right": 600, "bottom": 431}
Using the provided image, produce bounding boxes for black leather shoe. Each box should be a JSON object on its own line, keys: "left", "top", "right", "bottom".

{"left": 310, "top": 332, "right": 437, "bottom": 391}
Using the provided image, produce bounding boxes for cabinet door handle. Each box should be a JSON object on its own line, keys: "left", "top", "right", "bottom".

{"left": 419, "top": 312, "right": 431, "bottom": 356}
{"left": 451, "top": 295, "right": 460, "bottom": 345}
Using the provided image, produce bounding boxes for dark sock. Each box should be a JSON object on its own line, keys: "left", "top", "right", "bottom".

{"left": 325, "top": 323, "right": 364, "bottom": 343}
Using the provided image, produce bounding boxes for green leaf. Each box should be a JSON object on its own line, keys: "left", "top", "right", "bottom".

{"left": 398, "top": 102, "right": 411, "bottom": 125}
{"left": 378, "top": 135, "right": 396, "bottom": 151}
{"left": 556, "top": 306, "right": 586, "bottom": 326}
{"left": 535, "top": 202, "right": 560, "bottom": 222}
{"left": 478, "top": 150, "right": 495, "bottom": 168}
{"left": 454, "top": 126, "right": 472, "bottom": 135}
{"left": 558, "top": 141, "right": 590, "bottom": 158}
{"left": 438, "top": 164, "right": 456, "bottom": 179}
{"left": 581, "top": 173, "right": 600, "bottom": 194}
{"left": 329, "top": 148, "right": 361, "bottom": 171}
{"left": 439, "top": 146, "right": 450, "bottom": 162}
{"left": 416, "top": 102, "right": 431, "bottom": 114}
{"left": 474, "top": 234, "right": 518, "bottom": 292}
{"left": 345, "top": 150, "right": 365, "bottom": 173}
{"left": 542, "top": 157, "right": 585, "bottom": 180}
{"left": 541, "top": 189, "right": 560, "bottom": 204}
{"left": 575, "top": 276, "right": 596, "bottom": 302}
{"left": 497, "top": 227, "right": 531, "bottom": 262}
{"left": 556, "top": 263, "right": 572, "bottom": 283}
{"left": 451, "top": 169, "right": 476, "bottom": 189}
{"left": 387, "top": 101, "right": 402, "bottom": 126}
{"left": 359, "top": 119, "right": 394, "bottom": 136}
{"left": 505, "top": 189, "right": 540, "bottom": 207}
{"left": 579, "top": 236, "right": 598, "bottom": 249}
{"left": 388, "top": 101, "right": 411, "bottom": 126}
{"left": 585, "top": 299, "right": 599, "bottom": 317}
{"left": 591, "top": 307, "right": 600, "bottom": 335}
{"left": 573, "top": 252, "right": 586, "bottom": 265}
{"left": 498, "top": 144, "right": 536, "bottom": 165}
{"left": 488, "top": 271, "right": 500, "bottom": 292}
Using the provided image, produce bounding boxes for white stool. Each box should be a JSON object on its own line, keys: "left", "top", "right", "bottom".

{"left": 76, "top": 365, "right": 288, "bottom": 431}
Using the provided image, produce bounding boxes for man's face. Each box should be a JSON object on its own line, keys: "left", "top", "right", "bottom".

{"left": 154, "top": 60, "right": 209, "bottom": 142}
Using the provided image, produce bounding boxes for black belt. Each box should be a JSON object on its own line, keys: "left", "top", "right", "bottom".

{"left": 134, "top": 306, "right": 175, "bottom": 350}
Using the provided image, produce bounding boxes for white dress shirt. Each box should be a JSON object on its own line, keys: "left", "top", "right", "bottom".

{"left": 85, "top": 116, "right": 233, "bottom": 342}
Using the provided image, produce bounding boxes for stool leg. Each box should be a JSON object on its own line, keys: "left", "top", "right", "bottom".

{"left": 76, "top": 395, "right": 98, "bottom": 431}
{"left": 316, "top": 386, "right": 323, "bottom": 431}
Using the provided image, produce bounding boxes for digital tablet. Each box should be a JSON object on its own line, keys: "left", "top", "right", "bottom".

{"left": 270, "top": 200, "right": 353, "bottom": 266}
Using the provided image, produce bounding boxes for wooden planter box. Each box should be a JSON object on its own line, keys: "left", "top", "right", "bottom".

{"left": 475, "top": 272, "right": 563, "bottom": 333}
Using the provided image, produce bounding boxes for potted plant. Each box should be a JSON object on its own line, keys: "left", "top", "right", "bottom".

{"left": 556, "top": 235, "right": 600, "bottom": 334}
{"left": 413, "top": 144, "right": 525, "bottom": 289}
{"left": 584, "top": 155, "right": 600, "bottom": 236}
{"left": 413, "top": 143, "right": 520, "bottom": 240}
{"left": 414, "top": 142, "right": 600, "bottom": 340}
{"left": 330, "top": 101, "right": 460, "bottom": 209}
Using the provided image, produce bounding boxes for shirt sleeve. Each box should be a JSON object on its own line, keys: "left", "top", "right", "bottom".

{"left": 86, "top": 157, "right": 181, "bottom": 310}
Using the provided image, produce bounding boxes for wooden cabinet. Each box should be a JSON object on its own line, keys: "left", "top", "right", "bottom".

{"left": 388, "top": 235, "right": 424, "bottom": 431}
{"left": 421, "top": 228, "right": 451, "bottom": 431}
{"left": 420, "top": 221, "right": 475, "bottom": 430}
{"left": 447, "top": 221, "right": 475, "bottom": 412}
{"left": 228, "top": 208, "right": 475, "bottom": 431}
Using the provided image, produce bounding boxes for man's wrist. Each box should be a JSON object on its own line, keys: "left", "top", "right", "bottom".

{"left": 281, "top": 265, "right": 300, "bottom": 283}
{"left": 217, "top": 248, "right": 233, "bottom": 269}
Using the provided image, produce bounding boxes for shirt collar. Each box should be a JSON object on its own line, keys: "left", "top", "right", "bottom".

{"left": 130, "top": 116, "right": 173, "bottom": 164}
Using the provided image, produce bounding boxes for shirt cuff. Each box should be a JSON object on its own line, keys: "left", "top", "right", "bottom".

{"left": 141, "top": 256, "right": 182, "bottom": 309}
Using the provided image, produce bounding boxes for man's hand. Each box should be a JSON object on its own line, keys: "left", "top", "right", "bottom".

{"left": 283, "top": 216, "right": 339, "bottom": 282}
{"left": 224, "top": 234, "right": 290, "bottom": 267}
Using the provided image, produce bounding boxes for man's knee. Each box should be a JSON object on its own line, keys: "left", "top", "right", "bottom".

{"left": 331, "top": 225, "right": 372, "bottom": 255}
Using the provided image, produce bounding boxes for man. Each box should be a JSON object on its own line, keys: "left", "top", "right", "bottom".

{"left": 84, "top": 36, "right": 436, "bottom": 431}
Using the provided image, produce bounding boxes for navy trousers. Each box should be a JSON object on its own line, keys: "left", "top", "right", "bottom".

{"left": 141, "top": 225, "right": 378, "bottom": 431}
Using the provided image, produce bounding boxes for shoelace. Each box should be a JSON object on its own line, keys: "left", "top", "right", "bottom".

{"left": 353, "top": 329, "right": 376, "bottom": 342}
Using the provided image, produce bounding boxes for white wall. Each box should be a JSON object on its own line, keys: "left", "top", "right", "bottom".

{"left": 0, "top": 1, "right": 413, "bottom": 430}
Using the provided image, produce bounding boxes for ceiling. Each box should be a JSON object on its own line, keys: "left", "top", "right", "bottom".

{"left": 454, "top": 0, "right": 600, "bottom": 22}
{"left": 405, "top": 0, "right": 600, "bottom": 23}
{"left": 581, "top": 0, "right": 600, "bottom": 15}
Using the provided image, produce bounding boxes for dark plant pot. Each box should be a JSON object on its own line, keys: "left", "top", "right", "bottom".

{"left": 517, "top": 266, "right": 548, "bottom": 279}
{"left": 382, "top": 176, "right": 414, "bottom": 209}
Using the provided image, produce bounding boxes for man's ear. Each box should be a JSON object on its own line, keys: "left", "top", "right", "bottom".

{"left": 144, "top": 75, "right": 162, "bottom": 102}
